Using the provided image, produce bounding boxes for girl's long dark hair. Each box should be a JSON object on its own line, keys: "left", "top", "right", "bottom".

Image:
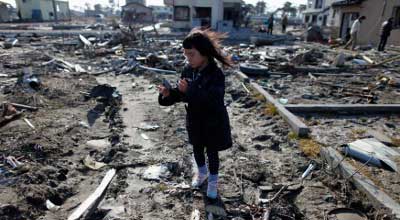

{"left": 182, "top": 28, "right": 232, "bottom": 68}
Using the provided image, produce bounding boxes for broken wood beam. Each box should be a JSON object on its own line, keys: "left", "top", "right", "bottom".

{"left": 138, "top": 65, "right": 177, "bottom": 74}
{"left": 372, "top": 54, "right": 400, "bottom": 67}
{"left": 293, "top": 66, "right": 344, "bottom": 74}
{"left": 320, "top": 147, "right": 400, "bottom": 218}
{"left": 285, "top": 104, "right": 400, "bottom": 114}
{"left": 68, "top": 169, "right": 117, "bottom": 220}
{"left": 0, "top": 113, "right": 22, "bottom": 128}
{"left": 250, "top": 82, "right": 310, "bottom": 137}
{"left": 1, "top": 102, "right": 39, "bottom": 111}
{"left": 234, "top": 71, "right": 250, "bottom": 83}
{"left": 311, "top": 73, "right": 374, "bottom": 77}
{"left": 362, "top": 55, "right": 374, "bottom": 64}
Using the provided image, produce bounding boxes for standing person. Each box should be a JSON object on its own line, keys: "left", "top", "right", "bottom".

{"left": 268, "top": 14, "right": 274, "bottom": 35}
{"left": 157, "top": 29, "right": 232, "bottom": 200}
{"left": 344, "top": 16, "right": 366, "bottom": 50}
{"left": 282, "top": 13, "right": 288, "bottom": 33}
{"left": 378, "top": 18, "right": 393, "bottom": 51}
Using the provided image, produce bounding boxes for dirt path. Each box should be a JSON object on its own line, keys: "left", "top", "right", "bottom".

{"left": 80, "top": 72, "right": 373, "bottom": 220}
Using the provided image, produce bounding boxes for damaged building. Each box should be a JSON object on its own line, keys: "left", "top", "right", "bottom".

{"left": 0, "top": 1, "right": 12, "bottom": 22}
{"left": 302, "top": 0, "right": 344, "bottom": 27}
{"left": 121, "top": 1, "right": 154, "bottom": 24}
{"left": 303, "top": 0, "right": 400, "bottom": 47}
{"left": 150, "top": 5, "right": 173, "bottom": 20}
{"left": 331, "top": 0, "right": 400, "bottom": 46}
{"left": 164, "top": 0, "right": 242, "bottom": 30}
{"left": 15, "top": 0, "right": 71, "bottom": 22}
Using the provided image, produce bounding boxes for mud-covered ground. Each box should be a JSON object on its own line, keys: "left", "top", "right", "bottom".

{"left": 0, "top": 36, "right": 398, "bottom": 220}
{"left": 254, "top": 73, "right": 400, "bottom": 104}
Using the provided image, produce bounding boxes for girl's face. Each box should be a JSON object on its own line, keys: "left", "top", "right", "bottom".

{"left": 184, "top": 48, "right": 208, "bottom": 69}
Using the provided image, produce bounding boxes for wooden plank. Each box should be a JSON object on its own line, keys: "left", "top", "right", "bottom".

{"left": 68, "top": 169, "right": 117, "bottom": 220}
{"left": 362, "top": 55, "right": 374, "bottom": 64}
{"left": 233, "top": 71, "right": 250, "bottom": 83}
{"left": 373, "top": 54, "right": 400, "bottom": 67}
{"left": 321, "top": 147, "right": 400, "bottom": 218}
{"left": 2, "top": 102, "right": 39, "bottom": 111}
{"left": 311, "top": 73, "right": 374, "bottom": 77}
{"left": 138, "top": 65, "right": 177, "bottom": 74}
{"left": 293, "top": 66, "right": 344, "bottom": 73}
{"left": 285, "top": 104, "right": 400, "bottom": 114}
{"left": 250, "top": 82, "right": 310, "bottom": 137}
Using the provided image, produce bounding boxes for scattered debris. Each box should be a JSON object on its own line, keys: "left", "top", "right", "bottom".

{"left": 46, "top": 199, "right": 60, "bottom": 211}
{"left": 137, "top": 123, "right": 160, "bottom": 131}
{"left": 3, "top": 38, "right": 18, "bottom": 49}
{"left": 83, "top": 155, "right": 107, "bottom": 170}
{"left": 327, "top": 208, "right": 367, "bottom": 220}
{"left": 300, "top": 162, "right": 315, "bottom": 180}
{"left": 68, "top": 169, "right": 116, "bottom": 220}
{"left": 190, "top": 209, "right": 200, "bottom": 220}
{"left": 23, "top": 118, "right": 35, "bottom": 129}
{"left": 1, "top": 13, "right": 399, "bottom": 220}
{"left": 140, "top": 133, "right": 150, "bottom": 140}
{"left": 343, "top": 138, "right": 400, "bottom": 172}
{"left": 142, "top": 164, "right": 171, "bottom": 181}
{"left": 5, "top": 156, "right": 23, "bottom": 169}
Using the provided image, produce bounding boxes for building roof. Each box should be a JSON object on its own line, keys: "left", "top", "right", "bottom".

{"left": 0, "top": 1, "right": 11, "bottom": 6}
{"left": 332, "top": 0, "right": 364, "bottom": 7}
{"left": 122, "top": 2, "right": 152, "bottom": 10}
{"left": 303, "top": 8, "right": 324, "bottom": 15}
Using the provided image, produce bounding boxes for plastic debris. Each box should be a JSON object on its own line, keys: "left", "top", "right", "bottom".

{"left": 83, "top": 155, "right": 107, "bottom": 170}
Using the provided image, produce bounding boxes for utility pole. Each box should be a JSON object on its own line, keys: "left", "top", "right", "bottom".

{"left": 51, "top": 0, "right": 58, "bottom": 23}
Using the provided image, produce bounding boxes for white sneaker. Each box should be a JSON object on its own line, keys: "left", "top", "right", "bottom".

{"left": 207, "top": 174, "right": 218, "bottom": 199}
{"left": 191, "top": 173, "right": 207, "bottom": 188}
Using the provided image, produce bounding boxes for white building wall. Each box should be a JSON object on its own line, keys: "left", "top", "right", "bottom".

{"left": 169, "top": 0, "right": 241, "bottom": 29}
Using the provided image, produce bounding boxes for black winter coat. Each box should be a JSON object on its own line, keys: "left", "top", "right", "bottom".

{"left": 158, "top": 61, "right": 232, "bottom": 151}
{"left": 381, "top": 21, "right": 393, "bottom": 37}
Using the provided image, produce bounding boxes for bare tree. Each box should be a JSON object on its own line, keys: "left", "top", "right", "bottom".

{"left": 281, "top": 1, "right": 297, "bottom": 17}
{"left": 255, "top": 1, "right": 266, "bottom": 15}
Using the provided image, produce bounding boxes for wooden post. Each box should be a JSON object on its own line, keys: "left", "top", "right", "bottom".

{"left": 51, "top": 0, "right": 58, "bottom": 23}
{"left": 321, "top": 147, "right": 400, "bottom": 218}
{"left": 250, "top": 82, "right": 310, "bottom": 137}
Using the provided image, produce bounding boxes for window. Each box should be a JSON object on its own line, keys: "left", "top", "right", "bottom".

{"left": 393, "top": 7, "right": 400, "bottom": 28}
{"left": 315, "top": 0, "right": 323, "bottom": 9}
{"left": 308, "top": 0, "right": 313, "bottom": 8}
{"left": 323, "top": 15, "right": 327, "bottom": 26}
{"left": 312, "top": 15, "right": 317, "bottom": 23}
{"left": 174, "top": 6, "right": 190, "bottom": 21}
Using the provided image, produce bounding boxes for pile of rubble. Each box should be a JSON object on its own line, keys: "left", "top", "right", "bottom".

{"left": 1, "top": 23, "right": 400, "bottom": 220}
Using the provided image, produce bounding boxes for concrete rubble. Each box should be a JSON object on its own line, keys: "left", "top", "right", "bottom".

{"left": 0, "top": 19, "right": 400, "bottom": 220}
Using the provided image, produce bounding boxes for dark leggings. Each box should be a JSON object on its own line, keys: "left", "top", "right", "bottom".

{"left": 378, "top": 36, "right": 388, "bottom": 51}
{"left": 193, "top": 146, "right": 219, "bottom": 175}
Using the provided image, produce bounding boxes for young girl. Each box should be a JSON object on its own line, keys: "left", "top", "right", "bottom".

{"left": 157, "top": 29, "right": 232, "bottom": 199}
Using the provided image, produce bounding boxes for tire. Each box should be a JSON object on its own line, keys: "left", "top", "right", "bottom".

{"left": 239, "top": 63, "right": 269, "bottom": 76}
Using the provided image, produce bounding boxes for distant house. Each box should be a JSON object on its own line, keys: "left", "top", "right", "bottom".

{"left": 164, "top": 0, "right": 242, "bottom": 30}
{"left": 150, "top": 5, "right": 173, "bottom": 20}
{"left": 121, "top": 2, "right": 153, "bottom": 24}
{"left": 302, "top": 0, "right": 343, "bottom": 27}
{"left": 85, "top": 4, "right": 105, "bottom": 17}
{"left": 15, "top": 0, "right": 71, "bottom": 22}
{"left": 0, "top": 1, "right": 12, "bottom": 22}
{"left": 332, "top": 0, "right": 400, "bottom": 45}
{"left": 126, "top": 0, "right": 146, "bottom": 5}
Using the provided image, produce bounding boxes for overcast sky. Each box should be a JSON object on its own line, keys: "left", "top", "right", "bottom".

{"left": 2, "top": 0, "right": 306, "bottom": 11}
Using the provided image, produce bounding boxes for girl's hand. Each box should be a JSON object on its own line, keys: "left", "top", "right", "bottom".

{"left": 157, "top": 85, "right": 170, "bottom": 98}
{"left": 178, "top": 79, "right": 189, "bottom": 93}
